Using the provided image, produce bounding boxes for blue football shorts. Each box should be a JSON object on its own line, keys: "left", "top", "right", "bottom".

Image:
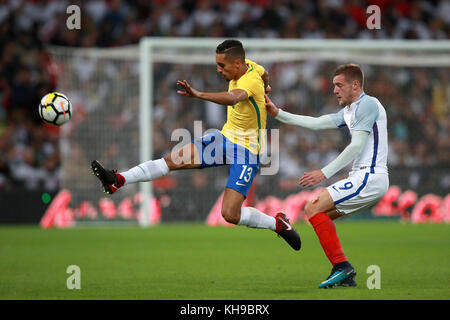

{"left": 192, "top": 130, "right": 259, "bottom": 197}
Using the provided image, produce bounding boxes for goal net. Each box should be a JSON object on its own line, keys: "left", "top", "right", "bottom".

{"left": 47, "top": 38, "right": 450, "bottom": 227}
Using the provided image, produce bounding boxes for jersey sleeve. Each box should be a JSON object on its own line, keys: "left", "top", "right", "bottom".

{"left": 352, "top": 98, "right": 379, "bottom": 132}
{"left": 329, "top": 108, "right": 346, "bottom": 128}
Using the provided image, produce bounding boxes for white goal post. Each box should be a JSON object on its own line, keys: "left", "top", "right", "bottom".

{"left": 138, "top": 37, "right": 450, "bottom": 226}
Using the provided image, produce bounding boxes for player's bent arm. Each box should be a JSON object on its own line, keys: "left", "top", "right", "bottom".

{"left": 275, "top": 109, "right": 337, "bottom": 130}
{"left": 197, "top": 89, "right": 248, "bottom": 106}
{"left": 321, "top": 130, "right": 369, "bottom": 179}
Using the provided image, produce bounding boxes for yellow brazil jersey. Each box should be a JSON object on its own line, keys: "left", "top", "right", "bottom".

{"left": 220, "top": 59, "right": 267, "bottom": 155}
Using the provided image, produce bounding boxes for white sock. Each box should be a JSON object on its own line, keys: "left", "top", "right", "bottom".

{"left": 238, "top": 207, "right": 276, "bottom": 230}
{"left": 120, "top": 158, "right": 169, "bottom": 185}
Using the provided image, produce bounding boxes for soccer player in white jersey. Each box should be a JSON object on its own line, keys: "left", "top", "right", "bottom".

{"left": 265, "top": 64, "right": 389, "bottom": 288}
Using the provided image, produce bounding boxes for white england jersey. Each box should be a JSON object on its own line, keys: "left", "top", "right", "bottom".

{"left": 330, "top": 92, "right": 388, "bottom": 175}
{"left": 327, "top": 92, "right": 389, "bottom": 215}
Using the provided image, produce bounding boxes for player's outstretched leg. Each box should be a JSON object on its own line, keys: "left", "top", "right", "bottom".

{"left": 91, "top": 143, "right": 198, "bottom": 194}
{"left": 91, "top": 160, "right": 125, "bottom": 194}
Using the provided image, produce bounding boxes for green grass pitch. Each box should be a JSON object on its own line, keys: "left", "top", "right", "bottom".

{"left": 0, "top": 221, "right": 449, "bottom": 300}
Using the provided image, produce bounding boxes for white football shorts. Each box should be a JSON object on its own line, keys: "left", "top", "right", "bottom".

{"left": 326, "top": 170, "right": 389, "bottom": 215}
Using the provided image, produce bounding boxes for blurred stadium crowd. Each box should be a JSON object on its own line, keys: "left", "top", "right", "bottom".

{"left": 0, "top": 0, "right": 449, "bottom": 195}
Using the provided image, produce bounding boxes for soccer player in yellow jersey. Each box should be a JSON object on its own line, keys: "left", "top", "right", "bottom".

{"left": 91, "top": 40, "right": 300, "bottom": 250}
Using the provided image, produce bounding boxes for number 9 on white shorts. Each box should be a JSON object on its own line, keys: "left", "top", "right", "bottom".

{"left": 326, "top": 170, "right": 389, "bottom": 215}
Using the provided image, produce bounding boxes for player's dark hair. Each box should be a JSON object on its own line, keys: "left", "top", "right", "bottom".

{"left": 334, "top": 64, "right": 364, "bottom": 88}
{"left": 216, "top": 40, "right": 245, "bottom": 63}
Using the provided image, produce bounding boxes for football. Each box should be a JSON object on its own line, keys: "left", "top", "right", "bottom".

{"left": 39, "top": 92, "right": 72, "bottom": 126}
